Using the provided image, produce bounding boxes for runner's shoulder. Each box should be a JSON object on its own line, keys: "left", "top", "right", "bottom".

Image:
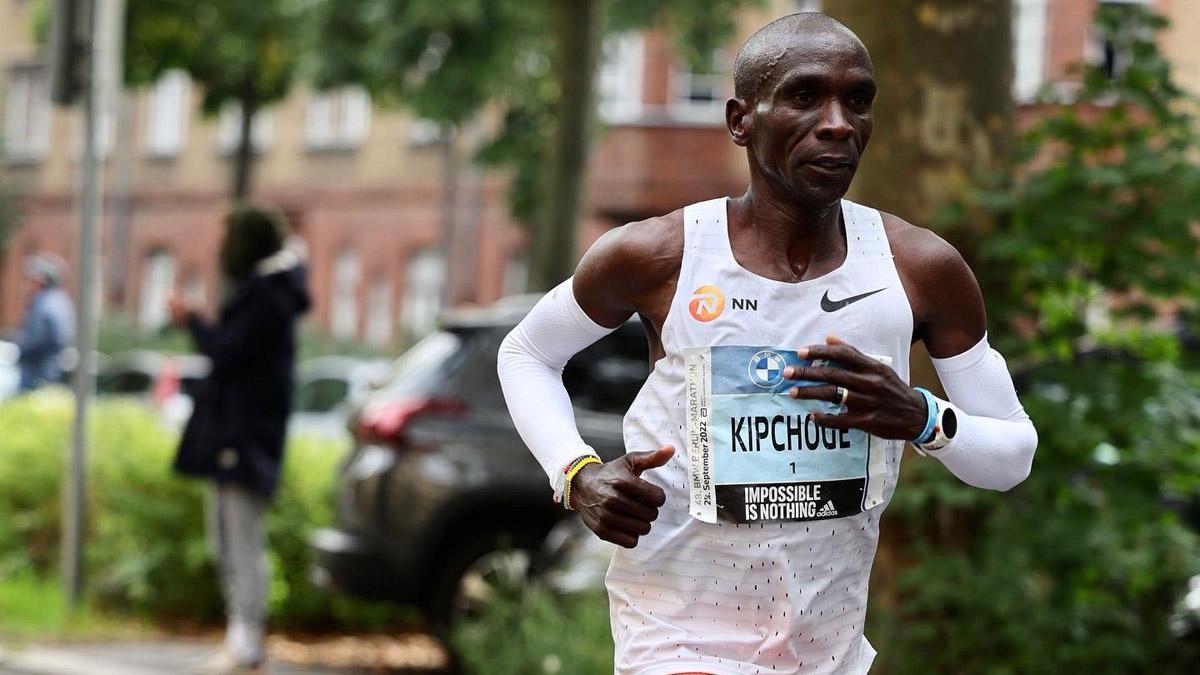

{"left": 879, "top": 211, "right": 973, "bottom": 282}
{"left": 576, "top": 208, "right": 684, "bottom": 292}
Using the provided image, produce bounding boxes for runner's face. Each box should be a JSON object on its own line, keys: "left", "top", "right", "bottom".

{"left": 746, "top": 34, "right": 875, "bottom": 206}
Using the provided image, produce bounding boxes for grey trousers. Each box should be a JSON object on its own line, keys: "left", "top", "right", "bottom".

{"left": 207, "top": 482, "right": 269, "bottom": 663}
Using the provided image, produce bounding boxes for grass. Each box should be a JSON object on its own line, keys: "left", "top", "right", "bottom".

{"left": 451, "top": 587, "right": 613, "bottom": 675}
{"left": 0, "top": 573, "right": 153, "bottom": 642}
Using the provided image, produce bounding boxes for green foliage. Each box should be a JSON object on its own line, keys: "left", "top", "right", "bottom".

{"left": 451, "top": 587, "right": 613, "bottom": 675}
{"left": 123, "top": 0, "right": 314, "bottom": 197}
{"left": 311, "top": 0, "right": 761, "bottom": 227}
{"left": 874, "top": 7, "right": 1200, "bottom": 673}
{"left": 96, "top": 314, "right": 391, "bottom": 361}
{"left": 0, "top": 572, "right": 141, "bottom": 639}
{"left": 124, "top": 0, "right": 308, "bottom": 114}
{"left": 959, "top": 6, "right": 1200, "bottom": 360}
{"left": 0, "top": 390, "right": 402, "bottom": 630}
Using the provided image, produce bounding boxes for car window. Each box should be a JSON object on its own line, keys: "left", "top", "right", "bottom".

{"left": 96, "top": 369, "right": 154, "bottom": 396}
{"left": 564, "top": 325, "right": 649, "bottom": 415}
{"left": 295, "top": 376, "right": 350, "bottom": 413}
{"left": 374, "top": 331, "right": 464, "bottom": 400}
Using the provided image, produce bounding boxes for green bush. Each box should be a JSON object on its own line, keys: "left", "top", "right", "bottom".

{"left": 0, "top": 389, "right": 399, "bottom": 630}
{"left": 97, "top": 315, "right": 392, "bottom": 361}
{"left": 451, "top": 586, "right": 612, "bottom": 675}
{"left": 867, "top": 6, "right": 1200, "bottom": 674}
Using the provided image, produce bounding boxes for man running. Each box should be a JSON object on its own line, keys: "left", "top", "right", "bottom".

{"left": 498, "top": 12, "right": 1036, "bottom": 674}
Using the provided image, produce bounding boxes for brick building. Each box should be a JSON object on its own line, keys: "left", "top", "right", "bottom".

{"left": 1, "top": 0, "right": 1196, "bottom": 346}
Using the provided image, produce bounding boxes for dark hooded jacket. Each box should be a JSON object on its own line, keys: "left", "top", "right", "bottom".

{"left": 175, "top": 253, "right": 311, "bottom": 498}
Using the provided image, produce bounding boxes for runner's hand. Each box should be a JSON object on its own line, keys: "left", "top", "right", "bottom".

{"left": 570, "top": 445, "right": 673, "bottom": 548}
{"left": 784, "top": 335, "right": 927, "bottom": 441}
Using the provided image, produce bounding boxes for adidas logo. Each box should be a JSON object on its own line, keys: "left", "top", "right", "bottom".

{"left": 816, "top": 500, "right": 838, "bottom": 518}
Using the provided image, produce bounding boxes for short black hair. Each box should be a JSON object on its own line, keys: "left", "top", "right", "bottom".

{"left": 732, "top": 12, "right": 867, "bottom": 103}
{"left": 219, "top": 204, "right": 290, "bottom": 279}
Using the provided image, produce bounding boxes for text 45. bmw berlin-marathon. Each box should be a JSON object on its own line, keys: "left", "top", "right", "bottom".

{"left": 685, "top": 345, "right": 891, "bottom": 524}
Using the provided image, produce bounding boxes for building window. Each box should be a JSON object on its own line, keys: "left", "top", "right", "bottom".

{"left": 597, "top": 33, "right": 645, "bottom": 124}
{"left": 670, "top": 49, "right": 729, "bottom": 124}
{"left": 145, "top": 70, "right": 189, "bottom": 157}
{"left": 400, "top": 249, "right": 445, "bottom": 343}
{"left": 406, "top": 118, "right": 444, "bottom": 147}
{"left": 503, "top": 249, "right": 528, "bottom": 297}
{"left": 3, "top": 64, "right": 50, "bottom": 162}
{"left": 330, "top": 248, "right": 361, "bottom": 339}
{"left": 1013, "top": 0, "right": 1049, "bottom": 102}
{"left": 364, "top": 278, "right": 394, "bottom": 346}
{"left": 1092, "top": 0, "right": 1155, "bottom": 80}
{"left": 217, "top": 102, "right": 273, "bottom": 154}
{"left": 305, "top": 86, "right": 371, "bottom": 150}
{"left": 139, "top": 250, "right": 177, "bottom": 330}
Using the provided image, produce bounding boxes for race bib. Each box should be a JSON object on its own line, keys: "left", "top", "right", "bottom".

{"left": 685, "top": 345, "right": 891, "bottom": 524}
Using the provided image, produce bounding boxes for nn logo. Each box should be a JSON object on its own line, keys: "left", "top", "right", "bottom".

{"left": 689, "top": 285, "right": 725, "bottom": 322}
{"left": 689, "top": 285, "right": 758, "bottom": 322}
{"left": 731, "top": 298, "right": 758, "bottom": 311}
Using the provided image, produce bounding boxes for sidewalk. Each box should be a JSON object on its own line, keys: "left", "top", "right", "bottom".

{"left": 0, "top": 637, "right": 450, "bottom": 674}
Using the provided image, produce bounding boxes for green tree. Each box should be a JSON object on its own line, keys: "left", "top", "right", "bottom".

{"left": 312, "top": 0, "right": 761, "bottom": 291}
{"left": 869, "top": 7, "right": 1200, "bottom": 673}
{"left": 124, "top": 0, "right": 311, "bottom": 200}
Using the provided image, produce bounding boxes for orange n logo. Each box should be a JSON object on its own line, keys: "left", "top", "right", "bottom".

{"left": 689, "top": 285, "right": 725, "bottom": 322}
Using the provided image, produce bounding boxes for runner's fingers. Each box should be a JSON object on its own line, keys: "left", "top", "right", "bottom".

{"left": 608, "top": 497, "right": 659, "bottom": 523}
{"left": 798, "top": 343, "right": 877, "bottom": 372}
{"left": 603, "top": 530, "right": 639, "bottom": 549}
{"left": 782, "top": 364, "right": 872, "bottom": 389}
{"left": 809, "top": 410, "right": 869, "bottom": 429}
{"left": 789, "top": 384, "right": 854, "bottom": 405}
{"left": 614, "top": 477, "right": 667, "bottom": 508}
{"left": 600, "top": 512, "right": 653, "bottom": 537}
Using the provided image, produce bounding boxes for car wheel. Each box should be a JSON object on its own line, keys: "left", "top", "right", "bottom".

{"left": 424, "top": 528, "right": 546, "bottom": 629}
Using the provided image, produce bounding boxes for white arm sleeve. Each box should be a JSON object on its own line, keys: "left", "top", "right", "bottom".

{"left": 497, "top": 278, "right": 616, "bottom": 497}
{"left": 923, "top": 334, "right": 1038, "bottom": 491}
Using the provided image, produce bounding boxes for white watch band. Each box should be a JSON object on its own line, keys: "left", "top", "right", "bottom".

{"left": 915, "top": 396, "right": 958, "bottom": 455}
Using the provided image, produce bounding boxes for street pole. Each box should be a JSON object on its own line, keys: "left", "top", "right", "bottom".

{"left": 64, "top": 0, "right": 124, "bottom": 606}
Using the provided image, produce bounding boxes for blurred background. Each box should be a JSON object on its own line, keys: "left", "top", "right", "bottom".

{"left": 1, "top": 0, "right": 1199, "bottom": 673}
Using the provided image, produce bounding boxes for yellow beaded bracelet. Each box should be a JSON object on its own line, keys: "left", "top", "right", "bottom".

{"left": 563, "top": 455, "right": 602, "bottom": 511}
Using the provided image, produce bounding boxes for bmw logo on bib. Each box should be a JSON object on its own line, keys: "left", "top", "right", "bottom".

{"left": 748, "top": 350, "right": 786, "bottom": 389}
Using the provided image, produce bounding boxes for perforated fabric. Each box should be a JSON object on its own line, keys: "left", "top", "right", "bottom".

{"left": 609, "top": 198, "right": 911, "bottom": 674}
{"left": 926, "top": 336, "right": 1037, "bottom": 491}
{"left": 498, "top": 279, "right": 614, "bottom": 493}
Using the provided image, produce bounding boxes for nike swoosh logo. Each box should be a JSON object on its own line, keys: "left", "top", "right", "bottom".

{"left": 820, "top": 287, "right": 888, "bottom": 312}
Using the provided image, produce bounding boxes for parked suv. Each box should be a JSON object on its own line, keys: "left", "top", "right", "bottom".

{"left": 312, "top": 296, "right": 648, "bottom": 624}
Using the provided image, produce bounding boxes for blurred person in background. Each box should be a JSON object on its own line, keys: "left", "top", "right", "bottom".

{"left": 15, "top": 253, "right": 74, "bottom": 393}
{"left": 169, "top": 205, "right": 310, "bottom": 673}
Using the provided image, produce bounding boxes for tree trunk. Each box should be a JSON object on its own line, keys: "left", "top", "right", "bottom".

{"left": 821, "top": 0, "right": 1014, "bottom": 390}
{"left": 528, "top": 0, "right": 602, "bottom": 292}
{"left": 231, "top": 79, "right": 258, "bottom": 202}
{"left": 823, "top": 0, "right": 1013, "bottom": 236}
{"left": 821, "top": 0, "right": 1015, "bottom": 642}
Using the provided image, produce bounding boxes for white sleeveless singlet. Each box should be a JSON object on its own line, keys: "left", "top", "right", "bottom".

{"left": 608, "top": 197, "right": 913, "bottom": 675}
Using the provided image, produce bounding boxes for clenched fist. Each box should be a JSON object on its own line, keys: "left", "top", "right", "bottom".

{"left": 569, "top": 445, "right": 674, "bottom": 548}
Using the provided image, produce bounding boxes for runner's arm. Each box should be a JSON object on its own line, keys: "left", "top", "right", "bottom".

{"left": 497, "top": 226, "right": 646, "bottom": 496}
{"left": 915, "top": 235, "right": 1037, "bottom": 491}
{"left": 497, "top": 278, "right": 615, "bottom": 498}
{"left": 923, "top": 334, "right": 1037, "bottom": 491}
